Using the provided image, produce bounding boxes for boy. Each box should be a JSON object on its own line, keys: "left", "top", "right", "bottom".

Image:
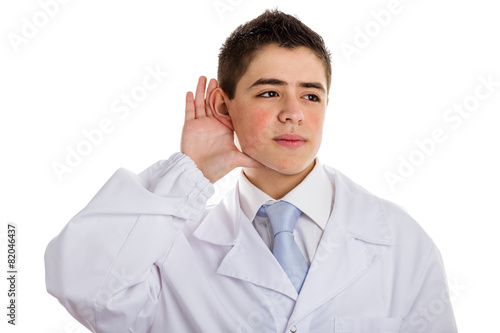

{"left": 45, "top": 9, "right": 457, "bottom": 332}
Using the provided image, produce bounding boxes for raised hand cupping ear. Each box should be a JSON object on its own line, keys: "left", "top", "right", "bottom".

{"left": 181, "top": 76, "right": 263, "bottom": 183}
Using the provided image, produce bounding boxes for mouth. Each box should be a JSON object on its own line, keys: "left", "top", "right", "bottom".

{"left": 273, "top": 134, "right": 307, "bottom": 148}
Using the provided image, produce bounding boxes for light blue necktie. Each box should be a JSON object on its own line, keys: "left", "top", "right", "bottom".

{"left": 258, "top": 201, "right": 309, "bottom": 293}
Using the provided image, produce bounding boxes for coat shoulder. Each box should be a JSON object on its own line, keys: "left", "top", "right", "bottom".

{"left": 324, "top": 166, "right": 435, "bottom": 249}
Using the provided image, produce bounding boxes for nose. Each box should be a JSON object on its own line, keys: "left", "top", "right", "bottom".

{"left": 278, "top": 95, "right": 304, "bottom": 124}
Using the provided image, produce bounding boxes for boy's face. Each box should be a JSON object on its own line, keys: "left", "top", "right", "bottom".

{"left": 227, "top": 44, "right": 328, "bottom": 176}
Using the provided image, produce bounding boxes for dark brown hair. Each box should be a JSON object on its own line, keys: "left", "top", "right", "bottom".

{"left": 218, "top": 9, "right": 332, "bottom": 99}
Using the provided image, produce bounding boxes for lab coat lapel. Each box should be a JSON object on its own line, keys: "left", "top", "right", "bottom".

{"left": 289, "top": 167, "right": 394, "bottom": 324}
{"left": 193, "top": 185, "right": 298, "bottom": 300}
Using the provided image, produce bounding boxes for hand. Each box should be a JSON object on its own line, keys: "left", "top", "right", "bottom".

{"left": 181, "top": 76, "right": 263, "bottom": 183}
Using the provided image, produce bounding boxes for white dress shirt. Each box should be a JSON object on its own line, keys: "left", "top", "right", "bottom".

{"left": 238, "top": 158, "right": 334, "bottom": 264}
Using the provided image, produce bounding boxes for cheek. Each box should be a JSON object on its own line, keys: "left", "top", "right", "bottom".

{"left": 236, "top": 108, "right": 270, "bottom": 148}
{"left": 308, "top": 112, "right": 325, "bottom": 134}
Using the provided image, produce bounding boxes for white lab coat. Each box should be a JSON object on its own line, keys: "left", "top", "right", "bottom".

{"left": 45, "top": 153, "right": 457, "bottom": 333}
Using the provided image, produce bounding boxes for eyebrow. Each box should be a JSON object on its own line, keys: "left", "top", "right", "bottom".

{"left": 248, "top": 78, "right": 326, "bottom": 94}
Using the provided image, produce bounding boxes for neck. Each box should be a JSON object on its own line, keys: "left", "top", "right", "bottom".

{"left": 243, "top": 159, "right": 316, "bottom": 199}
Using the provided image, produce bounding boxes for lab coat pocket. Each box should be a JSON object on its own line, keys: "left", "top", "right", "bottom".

{"left": 334, "top": 317, "right": 402, "bottom": 333}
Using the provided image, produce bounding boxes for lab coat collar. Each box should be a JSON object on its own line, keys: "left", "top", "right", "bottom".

{"left": 193, "top": 166, "right": 394, "bottom": 304}
{"left": 193, "top": 185, "right": 240, "bottom": 246}
{"left": 193, "top": 184, "right": 298, "bottom": 299}
{"left": 325, "top": 166, "right": 394, "bottom": 245}
{"left": 194, "top": 166, "right": 393, "bottom": 247}
{"left": 288, "top": 166, "right": 394, "bottom": 325}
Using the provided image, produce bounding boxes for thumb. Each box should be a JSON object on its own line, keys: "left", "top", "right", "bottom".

{"left": 235, "top": 152, "right": 265, "bottom": 169}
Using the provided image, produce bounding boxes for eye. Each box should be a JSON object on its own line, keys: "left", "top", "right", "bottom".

{"left": 303, "top": 94, "right": 320, "bottom": 102}
{"left": 258, "top": 91, "right": 279, "bottom": 98}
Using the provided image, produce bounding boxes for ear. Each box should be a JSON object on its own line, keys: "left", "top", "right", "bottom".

{"left": 208, "top": 87, "right": 234, "bottom": 131}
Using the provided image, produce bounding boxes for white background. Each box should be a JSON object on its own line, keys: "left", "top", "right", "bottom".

{"left": 1, "top": 0, "right": 499, "bottom": 331}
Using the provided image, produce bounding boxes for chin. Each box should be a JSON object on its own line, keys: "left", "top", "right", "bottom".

{"left": 244, "top": 146, "right": 316, "bottom": 175}
{"left": 264, "top": 158, "right": 314, "bottom": 176}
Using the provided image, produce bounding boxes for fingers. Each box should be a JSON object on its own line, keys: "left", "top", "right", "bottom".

{"left": 186, "top": 76, "right": 217, "bottom": 120}
{"left": 194, "top": 76, "right": 207, "bottom": 119}
{"left": 185, "top": 91, "right": 195, "bottom": 121}
{"left": 207, "top": 78, "right": 218, "bottom": 93}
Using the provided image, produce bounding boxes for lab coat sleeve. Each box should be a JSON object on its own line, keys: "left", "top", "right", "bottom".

{"left": 45, "top": 152, "right": 214, "bottom": 332}
{"left": 401, "top": 244, "right": 458, "bottom": 333}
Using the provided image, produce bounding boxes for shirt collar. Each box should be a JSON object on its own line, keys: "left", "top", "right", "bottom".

{"left": 237, "top": 158, "right": 334, "bottom": 230}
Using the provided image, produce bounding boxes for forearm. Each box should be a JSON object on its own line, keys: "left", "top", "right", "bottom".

{"left": 45, "top": 152, "right": 214, "bottom": 331}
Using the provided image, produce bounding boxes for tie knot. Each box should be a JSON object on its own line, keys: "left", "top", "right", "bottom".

{"left": 259, "top": 201, "right": 301, "bottom": 236}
